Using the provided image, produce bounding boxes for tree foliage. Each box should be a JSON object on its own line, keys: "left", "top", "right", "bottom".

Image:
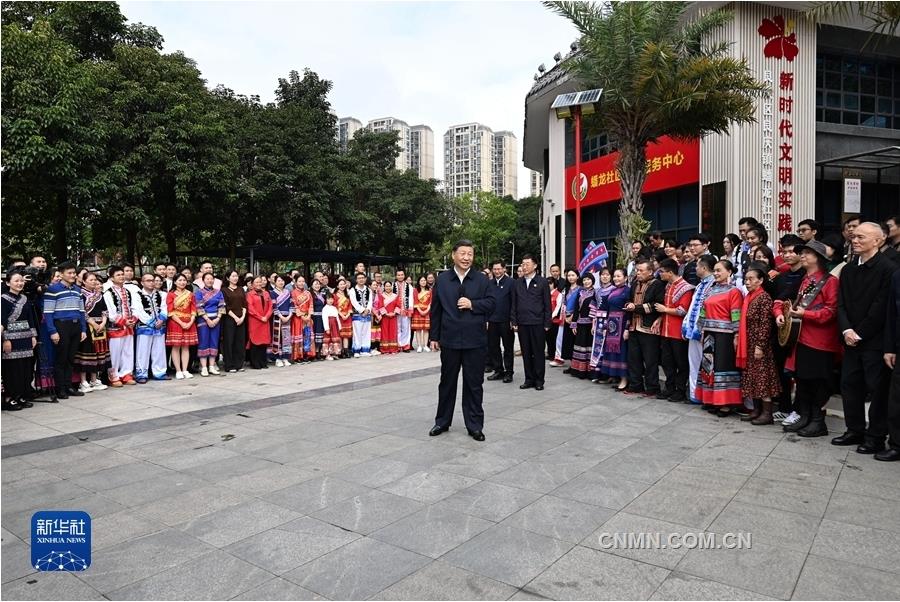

{"left": 1, "top": 2, "right": 454, "bottom": 269}
{"left": 544, "top": 1, "right": 765, "bottom": 265}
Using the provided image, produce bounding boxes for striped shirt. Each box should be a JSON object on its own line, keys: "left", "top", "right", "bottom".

{"left": 43, "top": 282, "right": 87, "bottom": 335}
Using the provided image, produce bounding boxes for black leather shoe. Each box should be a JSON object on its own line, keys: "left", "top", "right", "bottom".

{"left": 519, "top": 382, "right": 535, "bottom": 390}
{"left": 19, "top": 400, "right": 34, "bottom": 408}
{"left": 856, "top": 442, "right": 886, "bottom": 454}
{"left": 429, "top": 425, "right": 449, "bottom": 437}
{"left": 56, "top": 388, "right": 69, "bottom": 400}
{"left": 668, "top": 392, "right": 687, "bottom": 402}
{"left": 656, "top": 390, "right": 673, "bottom": 400}
{"left": 535, "top": 384, "right": 544, "bottom": 391}
{"left": 467, "top": 430, "right": 485, "bottom": 441}
{"left": 874, "top": 448, "right": 900, "bottom": 462}
{"left": 831, "top": 432, "right": 865, "bottom": 446}
{"left": 502, "top": 374, "right": 513, "bottom": 383}
{"left": 487, "top": 372, "right": 504, "bottom": 381}
{"left": 67, "top": 387, "right": 85, "bottom": 397}
{"left": 484, "top": 366, "right": 494, "bottom": 374}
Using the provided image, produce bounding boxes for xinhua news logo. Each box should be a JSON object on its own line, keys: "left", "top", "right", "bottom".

{"left": 31, "top": 511, "right": 91, "bottom": 571}
{"left": 596, "top": 531, "right": 752, "bottom": 551}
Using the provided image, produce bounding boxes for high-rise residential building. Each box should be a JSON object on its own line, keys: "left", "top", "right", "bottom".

{"left": 409, "top": 125, "right": 434, "bottom": 180}
{"left": 530, "top": 170, "right": 544, "bottom": 198}
{"left": 367, "top": 117, "right": 411, "bottom": 171}
{"left": 492, "top": 131, "right": 518, "bottom": 198}
{"left": 443, "top": 123, "right": 494, "bottom": 199}
{"left": 336, "top": 117, "right": 363, "bottom": 152}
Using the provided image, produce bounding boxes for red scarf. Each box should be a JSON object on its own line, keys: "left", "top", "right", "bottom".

{"left": 735, "top": 286, "right": 764, "bottom": 369}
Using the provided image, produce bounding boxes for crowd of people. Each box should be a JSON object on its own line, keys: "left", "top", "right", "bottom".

{"left": 3, "top": 214, "right": 899, "bottom": 462}
{"left": 523, "top": 214, "right": 899, "bottom": 462}
{"left": 1, "top": 259, "right": 436, "bottom": 405}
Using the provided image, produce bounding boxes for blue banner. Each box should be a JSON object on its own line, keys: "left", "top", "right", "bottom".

{"left": 578, "top": 241, "right": 609, "bottom": 274}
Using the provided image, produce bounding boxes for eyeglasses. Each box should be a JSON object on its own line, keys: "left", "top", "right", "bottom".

{"left": 796, "top": 227, "right": 811, "bottom": 233}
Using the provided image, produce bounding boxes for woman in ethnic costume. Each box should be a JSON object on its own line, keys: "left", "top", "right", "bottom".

{"left": 310, "top": 279, "right": 327, "bottom": 360}
{"left": 696, "top": 260, "right": 744, "bottom": 416}
{"left": 335, "top": 278, "right": 353, "bottom": 359}
{"left": 736, "top": 267, "right": 781, "bottom": 425}
{"left": 195, "top": 272, "right": 225, "bottom": 376}
{"left": 377, "top": 281, "right": 400, "bottom": 354}
{"left": 370, "top": 280, "right": 383, "bottom": 354}
{"left": 589, "top": 268, "right": 614, "bottom": 382}
{"left": 246, "top": 276, "right": 273, "bottom": 369}
{"left": 2, "top": 271, "right": 38, "bottom": 411}
{"left": 569, "top": 273, "right": 598, "bottom": 379}
{"left": 269, "top": 275, "right": 293, "bottom": 366}
{"left": 774, "top": 241, "right": 840, "bottom": 438}
{"left": 166, "top": 274, "right": 198, "bottom": 380}
{"left": 411, "top": 275, "right": 432, "bottom": 353}
{"left": 74, "top": 272, "right": 111, "bottom": 392}
{"left": 556, "top": 269, "right": 580, "bottom": 369}
{"left": 290, "top": 277, "right": 314, "bottom": 362}
{"left": 599, "top": 269, "right": 631, "bottom": 391}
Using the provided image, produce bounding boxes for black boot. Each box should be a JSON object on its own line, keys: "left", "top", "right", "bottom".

{"left": 741, "top": 399, "right": 761, "bottom": 422}
{"left": 797, "top": 405, "right": 828, "bottom": 437}
{"left": 783, "top": 398, "right": 809, "bottom": 433}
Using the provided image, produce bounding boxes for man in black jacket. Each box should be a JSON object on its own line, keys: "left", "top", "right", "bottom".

{"left": 511, "top": 254, "right": 551, "bottom": 391}
{"left": 624, "top": 259, "right": 666, "bottom": 396}
{"left": 429, "top": 240, "right": 496, "bottom": 441}
{"left": 486, "top": 260, "right": 515, "bottom": 384}
{"left": 877, "top": 269, "right": 900, "bottom": 461}
{"left": 833, "top": 222, "right": 899, "bottom": 454}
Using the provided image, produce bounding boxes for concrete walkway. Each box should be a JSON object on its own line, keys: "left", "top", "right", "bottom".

{"left": 2, "top": 354, "right": 898, "bottom": 600}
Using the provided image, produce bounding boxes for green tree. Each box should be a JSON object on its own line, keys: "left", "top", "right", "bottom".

{"left": 514, "top": 195, "right": 543, "bottom": 262}
{"left": 450, "top": 191, "right": 518, "bottom": 265}
{"left": 544, "top": 1, "right": 764, "bottom": 266}
{"left": 806, "top": 2, "right": 899, "bottom": 40}
{"left": 1, "top": 19, "right": 105, "bottom": 260}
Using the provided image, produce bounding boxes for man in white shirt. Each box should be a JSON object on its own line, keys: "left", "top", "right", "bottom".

{"left": 350, "top": 272, "right": 373, "bottom": 357}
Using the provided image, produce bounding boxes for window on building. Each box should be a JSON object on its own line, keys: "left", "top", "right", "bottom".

{"left": 816, "top": 51, "right": 899, "bottom": 129}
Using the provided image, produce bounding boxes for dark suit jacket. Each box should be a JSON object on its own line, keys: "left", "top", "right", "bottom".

{"left": 511, "top": 274, "right": 551, "bottom": 328}
{"left": 429, "top": 268, "right": 496, "bottom": 349}
{"left": 837, "top": 251, "right": 898, "bottom": 351}
{"left": 488, "top": 275, "right": 514, "bottom": 322}
{"left": 886, "top": 269, "right": 900, "bottom": 355}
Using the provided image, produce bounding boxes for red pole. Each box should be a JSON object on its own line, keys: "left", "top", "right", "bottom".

{"left": 574, "top": 106, "right": 583, "bottom": 267}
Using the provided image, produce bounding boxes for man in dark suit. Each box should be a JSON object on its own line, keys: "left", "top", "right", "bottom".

{"left": 487, "top": 260, "right": 515, "bottom": 384}
{"left": 624, "top": 259, "right": 667, "bottom": 396}
{"left": 429, "top": 240, "right": 496, "bottom": 441}
{"left": 878, "top": 269, "right": 900, "bottom": 461}
{"left": 511, "top": 254, "right": 551, "bottom": 391}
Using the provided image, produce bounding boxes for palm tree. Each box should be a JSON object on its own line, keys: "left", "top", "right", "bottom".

{"left": 805, "top": 2, "right": 899, "bottom": 41}
{"left": 543, "top": 1, "right": 765, "bottom": 265}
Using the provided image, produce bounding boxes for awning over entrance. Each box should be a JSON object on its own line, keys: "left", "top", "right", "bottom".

{"left": 815, "top": 145, "right": 900, "bottom": 174}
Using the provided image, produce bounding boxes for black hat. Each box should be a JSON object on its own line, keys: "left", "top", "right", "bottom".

{"left": 794, "top": 239, "right": 830, "bottom": 263}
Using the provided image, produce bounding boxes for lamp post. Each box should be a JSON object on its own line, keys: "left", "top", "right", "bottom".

{"left": 551, "top": 89, "right": 602, "bottom": 267}
{"left": 509, "top": 240, "right": 516, "bottom": 272}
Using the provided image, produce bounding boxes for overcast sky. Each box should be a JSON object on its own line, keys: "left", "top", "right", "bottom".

{"left": 119, "top": 1, "right": 578, "bottom": 198}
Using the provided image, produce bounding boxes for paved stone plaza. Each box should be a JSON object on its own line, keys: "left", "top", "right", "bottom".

{"left": 2, "top": 353, "right": 898, "bottom": 600}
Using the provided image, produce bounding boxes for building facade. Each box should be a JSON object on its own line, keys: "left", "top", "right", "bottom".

{"left": 523, "top": 1, "right": 899, "bottom": 271}
{"left": 444, "top": 123, "right": 519, "bottom": 199}
{"left": 444, "top": 123, "right": 494, "bottom": 198}
{"left": 492, "top": 131, "right": 519, "bottom": 198}
{"left": 410, "top": 125, "right": 435, "bottom": 180}
{"left": 530, "top": 170, "right": 544, "bottom": 198}
{"left": 337, "top": 117, "right": 363, "bottom": 152}
{"left": 368, "top": 117, "right": 411, "bottom": 171}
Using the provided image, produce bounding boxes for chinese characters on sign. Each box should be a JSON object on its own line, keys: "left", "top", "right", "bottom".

{"left": 35, "top": 518, "right": 87, "bottom": 536}
{"left": 759, "top": 14, "right": 798, "bottom": 235}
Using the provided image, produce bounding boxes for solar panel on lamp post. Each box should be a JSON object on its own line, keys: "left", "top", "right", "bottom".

{"left": 551, "top": 89, "right": 602, "bottom": 267}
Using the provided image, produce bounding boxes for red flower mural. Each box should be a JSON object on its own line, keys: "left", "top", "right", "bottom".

{"left": 758, "top": 15, "right": 798, "bottom": 61}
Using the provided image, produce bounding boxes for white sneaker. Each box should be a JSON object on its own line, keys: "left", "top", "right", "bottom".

{"left": 353, "top": 353, "right": 360, "bottom": 358}
{"left": 424, "top": 346, "right": 431, "bottom": 352}
{"left": 209, "top": 365, "right": 220, "bottom": 375}
{"left": 781, "top": 411, "right": 801, "bottom": 426}
{"left": 275, "top": 359, "right": 284, "bottom": 367}
{"left": 362, "top": 352, "right": 372, "bottom": 357}
{"left": 326, "top": 356, "right": 334, "bottom": 361}
{"left": 89, "top": 380, "right": 108, "bottom": 391}
{"left": 175, "top": 372, "right": 185, "bottom": 380}
{"left": 184, "top": 371, "right": 194, "bottom": 379}
{"left": 283, "top": 360, "right": 292, "bottom": 366}
{"left": 371, "top": 349, "right": 381, "bottom": 355}
{"left": 79, "top": 382, "right": 93, "bottom": 394}
{"left": 200, "top": 367, "right": 209, "bottom": 377}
